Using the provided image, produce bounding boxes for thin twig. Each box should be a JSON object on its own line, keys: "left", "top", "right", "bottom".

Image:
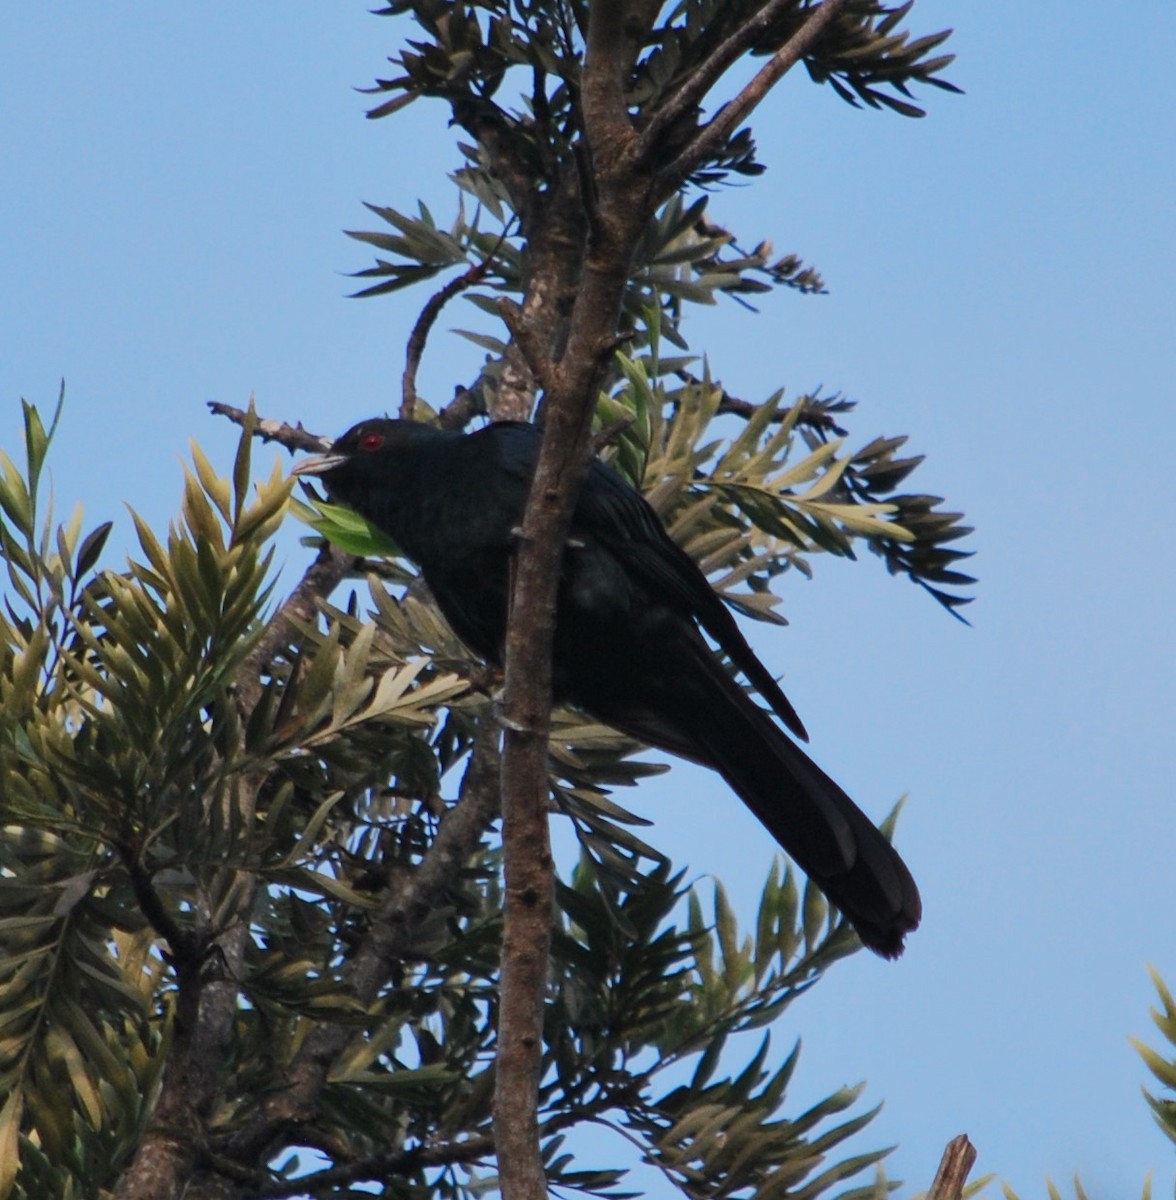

{"left": 656, "top": 0, "right": 849, "bottom": 196}
{"left": 674, "top": 371, "right": 849, "bottom": 435}
{"left": 207, "top": 401, "right": 327, "bottom": 454}
{"left": 401, "top": 223, "right": 515, "bottom": 419}
{"left": 639, "top": 0, "right": 806, "bottom": 158}
{"left": 219, "top": 721, "right": 502, "bottom": 1172}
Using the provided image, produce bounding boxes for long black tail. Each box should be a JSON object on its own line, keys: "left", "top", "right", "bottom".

{"left": 707, "top": 700, "right": 921, "bottom": 957}
{"left": 598, "top": 641, "right": 922, "bottom": 958}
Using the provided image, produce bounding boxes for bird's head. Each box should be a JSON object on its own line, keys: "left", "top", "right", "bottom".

{"left": 291, "top": 417, "right": 447, "bottom": 500}
{"left": 292, "top": 418, "right": 404, "bottom": 480}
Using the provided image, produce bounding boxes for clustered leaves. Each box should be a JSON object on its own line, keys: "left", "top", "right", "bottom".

{"left": 0, "top": 402, "right": 287, "bottom": 1192}
{"left": 598, "top": 316, "right": 973, "bottom": 619}
{"left": 0, "top": 403, "right": 472, "bottom": 1196}
{"left": 365, "top": 1, "right": 959, "bottom": 157}
{"left": 346, "top": 1, "right": 972, "bottom": 612}
{"left": 542, "top": 859, "right": 874, "bottom": 1199}
{"left": 3, "top": 3, "right": 983, "bottom": 1198}
{"left": 1134, "top": 968, "right": 1176, "bottom": 1149}
{"left": 0, "top": 401, "right": 902, "bottom": 1198}
{"left": 801, "top": 1, "right": 961, "bottom": 117}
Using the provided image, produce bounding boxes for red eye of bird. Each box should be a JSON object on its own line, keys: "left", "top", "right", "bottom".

{"left": 358, "top": 431, "right": 384, "bottom": 452}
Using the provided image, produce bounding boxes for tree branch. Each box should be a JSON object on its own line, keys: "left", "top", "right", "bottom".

{"left": 402, "top": 225, "right": 514, "bottom": 419}
{"left": 216, "top": 721, "right": 502, "bottom": 1176}
{"left": 498, "top": 298, "right": 558, "bottom": 396}
{"left": 493, "top": 100, "right": 653, "bottom": 1200}
{"left": 115, "top": 888, "right": 258, "bottom": 1200}
{"left": 439, "top": 386, "right": 485, "bottom": 430}
{"left": 248, "top": 1083, "right": 640, "bottom": 1199}
{"left": 655, "top": 0, "right": 849, "bottom": 196}
{"left": 402, "top": 264, "right": 492, "bottom": 419}
{"left": 118, "top": 842, "right": 201, "bottom": 962}
{"left": 207, "top": 401, "right": 327, "bottom": 454}
{"left": 639, "top": 0, "right": 803, "bottom": 157}
{"left": 494, "top": 598, "right": 560, "bottom": 1200}
{"left": 450, "top": 97, "right": 540, "bottom": 229}
{"left": 251, "top": 1133, "right": 498, "bottom": 1199}
{"left": 926, "top": 1134, "right": 977, "bottom": 1200}
{"left": 617, "top": 0, "right": 664, "bottom": 80}
{"left": 581, "top": 0, "right": 635, "bottom": 157}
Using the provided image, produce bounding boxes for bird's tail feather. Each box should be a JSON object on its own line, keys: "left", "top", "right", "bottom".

{"left": 606, "top": 647, "right": 921, "bottom": 958}
{"left": 708, "top": 707, "right": 921, "bottom": 958}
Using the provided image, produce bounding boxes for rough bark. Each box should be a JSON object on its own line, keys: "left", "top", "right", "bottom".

{"left": 926, "top": 1134, "right": 978, "bottom": 1200}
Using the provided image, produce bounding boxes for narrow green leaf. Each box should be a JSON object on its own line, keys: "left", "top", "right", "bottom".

{"left": 0, "top": 1089, "right": 23, "bottom": 1199}
{"left": 232, "top": 406, "right": 256, "bottom": 521}
{"left": 21, "top": 398, "right": 51, "bottom": 503}
{"left": 275, "top": 792, "right": 348, "bottom": 869}
{"left": 190, "top": 442, "right": 232, "bottom": 523}
{"left": 74, "top": 520, "right": 113, "bottom": 579}
{"left": 0, "top": 453, "right": 33, "bottom": 535}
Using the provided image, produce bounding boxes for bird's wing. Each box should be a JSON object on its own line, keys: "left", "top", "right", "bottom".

{"left": 590, "top": 619, "right": 919, "bottom": 957}
{"left": 575, "top": 460, "right": 810, "bottom": 741}
{"left": 481, "top": 423, "right": 808, "bottom": 741}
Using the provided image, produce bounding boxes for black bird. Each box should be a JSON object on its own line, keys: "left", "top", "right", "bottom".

{"left": 294, "top": 419, "right": 921, "bottom": 957}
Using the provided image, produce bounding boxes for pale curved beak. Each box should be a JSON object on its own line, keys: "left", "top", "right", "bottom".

{"left": 291, "top": 452, "right": 347, "bottom": 477}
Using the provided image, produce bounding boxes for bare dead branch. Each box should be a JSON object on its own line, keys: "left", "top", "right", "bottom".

{"left": 926, "top": 1134, "right": 978, "bottom": 1200}
{"left": 402, "top": 267, "right": 490, "bottom": 418}
{"left": 207, "top": 401, "right": 328, "bottom": 454}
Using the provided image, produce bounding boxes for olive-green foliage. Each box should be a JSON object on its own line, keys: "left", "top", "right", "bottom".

{"left": 0, "top": 4, "right": 981, "bottom": 1197}
{"left": 0, "top": 394, "right": 912, "bottom": 1199}
{"left": 997, "top": 1174, "right": 1161, "bottom": 1200}
{"left": 349, "top": 1, "right": 974, "bottom": 617}
{"left": 1136, "top": 968, "right": 1176, "bottom": 1150}
{"left": 366, "top": 1, "right": 959, "bottom": 128}
{"left": 303, "top": 308, "right": 973, "bottom": 629}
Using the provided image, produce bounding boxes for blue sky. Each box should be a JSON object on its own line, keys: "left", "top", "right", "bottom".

{"left": 3, "top": 4, "right": 1175, "bottom": 1194}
